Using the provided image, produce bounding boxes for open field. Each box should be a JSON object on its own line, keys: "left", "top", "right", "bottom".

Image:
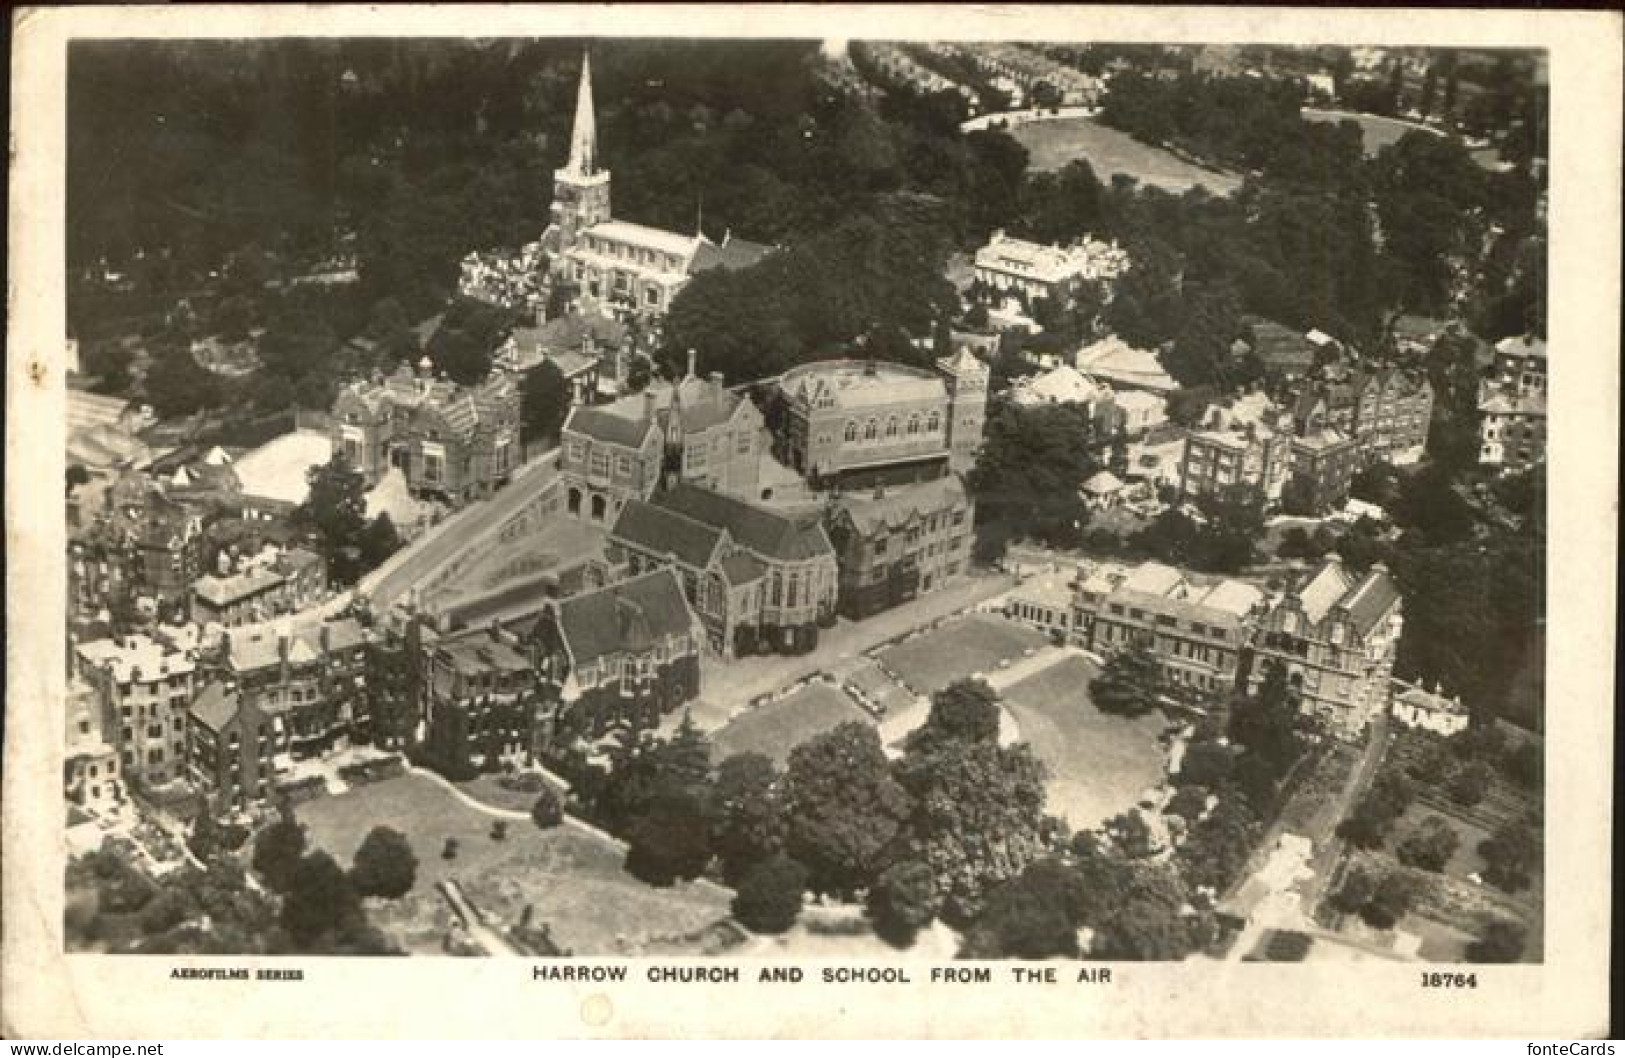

{"left": 454, "top": 771, "right": 567, "bottom": 814}
{"left": 878, "top": 613, "right": 1049, "bottom": 697}
{"left": 711, "top": 680, "right": 871, "bottom": 766}
{"left": 1302, "top": 108, "right": 1440, "bottom": 157}
{"left": 999, "top": 654, "right": 1168, "bottom": 829}
{"left": 1007, "top": 117, "right": 1242, "bottom": 195}
{"left": 298, "top": 774, "right": 729, "bottom": 955}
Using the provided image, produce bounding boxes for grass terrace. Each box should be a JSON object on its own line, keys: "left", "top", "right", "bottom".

{"left": 998, "top": 654, "right": 1169, "bottom": 829}
{"left": 711, "top": 681, "right": 871, "bottom": 766}
{"left": 298, "top": 773, "right": 729, "bottom": 955}
{"left": 877, "top": 613, "right": 1049, "bottom": 697}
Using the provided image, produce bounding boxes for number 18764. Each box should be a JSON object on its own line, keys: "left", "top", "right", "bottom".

{"left": 1421, "top": 972, "right": 1478, "bottom": 988}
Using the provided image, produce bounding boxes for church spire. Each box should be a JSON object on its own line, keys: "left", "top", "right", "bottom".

{"left": 568, "top": 48, "right": 597, "bottom": 176}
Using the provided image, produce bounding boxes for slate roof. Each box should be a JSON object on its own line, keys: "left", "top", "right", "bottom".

{"left": 563, "top": 405, "right": 657, "bottom": 450}
{"left": 721, "top": 552, "right": 767, "bottom": 586}
{"left": 1295, "top": 559, "right": 1355, "bottom": 624}
{"left": 1244, "top": 318, "right": 1319, "bottom": 373}
{"left": 690, "top": 234, "right": 774, "bottom": 273}
{"left": 554, "top": 568, "right": 697, "bottom": 665}
{"left": 194, "top": 567, "right": 285, "bottom": 607}
{"left": 837, "top": 475, "right": 967, "bottom": 536}
{"left": 610, "top": 499, "right": 727, "bottom": 570}
{"left": 1340, "top": 565, "right": 1402, "bottom": 635}
{"left": 189, "top": 682, "right": 241, "bottom": 734}
{"left": 657, "top": 482, "right": 833, "bottom": 563}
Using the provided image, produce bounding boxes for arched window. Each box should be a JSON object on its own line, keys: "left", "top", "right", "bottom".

{"left": 907, "top": 414, "right": 921, "bottom": 435}
{"left": 567, "top": 487, "right": 582, "bottom": 516}
{"left": 845, "top": 420, "right": 858, "bottom": 443}
{"left": 926, "top": 411, "right": 941, "bottom": 433}
{"left": 590, "top": 494, "right": 607, "bottom": 522}
{"left": 863, "top": 419, "right": 879, "bottom": 441}
{"left": 885, "top": 416, "right": 899, "bottom": 439}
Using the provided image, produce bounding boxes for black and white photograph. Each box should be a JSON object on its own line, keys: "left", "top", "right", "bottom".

{"left": 6, "top": 2, "right": 1617, "bottom": 1041}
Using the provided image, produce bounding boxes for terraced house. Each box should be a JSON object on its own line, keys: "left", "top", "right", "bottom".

{"left": 1072, "top": 561, "right": 1266, "bottom": 694}
{"left": 331, "top": 360, "right": 522, "bottom": 504}
{"left": 608, "top": 483, "right": 837, "bottom": 656}
{"left": 1248, "top": 554, "right": 1404, "bottom": 738}
{"left": 74, "top": 633, "right": 198, "bottom": 786}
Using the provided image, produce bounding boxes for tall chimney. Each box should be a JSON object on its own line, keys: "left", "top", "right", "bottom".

{"left": 643, "top": 389, "right": 658, "bottom": 425}
{"left": 686, "top": 349, "right": 698, "bottom": 380}
{"left": 708, "top": 371, "right": 724, "bottom": 387}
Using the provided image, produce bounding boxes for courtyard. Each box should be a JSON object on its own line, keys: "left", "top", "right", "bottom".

{"left": 297, "top": 773, "right": 730, "bottom": 956}
{"left": 710, "top": 680, "right": 871, "bottom": 767}
{"left": 877, "top": 612, "right": 1049, "bottom": 696}
{"left": 998, "top": 654, "right": 1170, "bottom": 829}
{"left": 1007, "top": 116, "right": 1242, "bottom": 194}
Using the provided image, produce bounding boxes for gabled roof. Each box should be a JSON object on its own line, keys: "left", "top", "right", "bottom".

{"left": 563, "top": 405, "right": 658, "bottom": 450}
{"left": 1295, "top": 559, "right": 1355, "bottom": 624}
{"left": 836, "top": 475, "right": 967, "bottom": 536}
{"left": 1339, "top": 565, "right": 1402, "bottom": 635}
{"left": 554, "top": 568, "right": 697, "bottom": 665}
{"left": 657, "top": 482, "right": 833, "bottom": 563}
{"left": 610, "top": 499, "right": 727, "bottom": 570}
{"left": 721, "top": 552, "right": 767, "bottom": 586}
{"left": 690, "top": 234, "right": 774, "bottom": 274}
{"left": 1082, "top": 469, "right": 1124, "bottom": 494}
{"left": 189, "top": 682, "right": 241, "bottom": 734}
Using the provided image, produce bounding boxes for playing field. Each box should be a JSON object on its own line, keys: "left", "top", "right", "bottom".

{"left": 298, "top": 773, "right": 729, "bottom": 955}
{"left": 711, "top": 681, "right": 871, "bottom": 766}
{"left": 999, "top": 654, "right": 1170, "bottom": 829}
{"left": 878, "top": 613, "right": 1050, "bottom": 697}
{"left": 1007, "top": 117, "right": 1242, "bottom": 195}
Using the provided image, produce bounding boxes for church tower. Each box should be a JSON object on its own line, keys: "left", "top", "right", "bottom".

{"left": 550, "top": 49, "right": 612, "bottom": 251}
{"left": 936, "top": 346, "right": 989, "bottom": 475}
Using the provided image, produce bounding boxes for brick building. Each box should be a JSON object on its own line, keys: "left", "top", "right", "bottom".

{"left": 1477, "top": 335, "right": 1548, "bottom": 470}
{"left": 608, "top": 483, "right": 837, "bottom": 656}
{"left": 1072, "top": 561, "right": 1265, "bottom": 694}
{"left": 332, "top": 361, "right": 521, "bottom": 504}
{"left": 1248, "top": 555, "right": 1404, "bottom": 738}
{"left": 190, "top": 547, "right": 326, "bottom": 628}
{"left": 416, "top": 624, "right": 539, "bottom": 774}
{"left": 74, "top": 633, "right": 198, "bottom": 786}
{"left": 212, "top": 617, "right": 372, "bottom": 764}
{"left": 824, "top": 474, "right": 975, "bottom": 620}
{"left": 557, "top": 392, "right": 665, "bottom": 524}
{"left": 519, "top": 568, "right": 704, "bottom": 744}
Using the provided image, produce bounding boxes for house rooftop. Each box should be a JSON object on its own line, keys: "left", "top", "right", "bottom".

{"left": 554, "top": 568, "right": 698, "bottom": 666}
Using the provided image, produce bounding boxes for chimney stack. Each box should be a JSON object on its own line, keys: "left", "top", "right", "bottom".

{"left": 686, "top": 349, "right": 698, "bottom": 379}
{"left": 708, "top": 371, "right": 724, "bottom": 387}
{"left": 643, "top": 389, "right": 658, "bottom": 425}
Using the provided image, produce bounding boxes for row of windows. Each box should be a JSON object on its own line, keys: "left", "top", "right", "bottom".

{"left": 843, "top": 412, "right": 941, "bottom": 444}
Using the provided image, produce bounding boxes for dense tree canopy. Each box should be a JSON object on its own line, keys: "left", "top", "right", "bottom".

{"left": 782, "top": 722, "right": 912, "bottom": 897}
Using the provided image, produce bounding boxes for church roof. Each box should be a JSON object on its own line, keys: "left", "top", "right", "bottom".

{"left": 610, "top": 499, "right": 727, "bottom": 570}
{"left": 657, "top": 482, "right": 833, "bottom": 563}
{"left": 587, "top": 219, "right": 699, "bottom": 259}
{"left": 690, "top": 234, "right": 774, "bottom": 274}
{"left": 554, "top": 568, "right": 696, "bottom": 665}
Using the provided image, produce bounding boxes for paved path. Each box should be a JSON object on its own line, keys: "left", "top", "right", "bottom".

{"left": 439, "top": 878, "right": 528, "bottom": 957}
{"left": 690, "top": 572, "right": 1018, "bottom": 726}
{"left": 358, "top": 449, "right": 561, "bottom": 612}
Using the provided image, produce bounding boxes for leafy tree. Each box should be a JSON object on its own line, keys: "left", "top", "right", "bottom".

{"left": 1478, "top": 820, "right": 1540, "bottom": 894}
{"left": 280, "top": 851, "right": 365, "bottom": 949}
{"left": 595, "top": 715, "right": 714, "bottom": 831}
{"left": 730, "top": 854, "right": 808, "bottom": 935}
{"left": 707, "top": 753, "right": 785, "bottom": 886}
{"left": 143, "top": 342, "right": 223, "bottom": 419}
{"left": 295, "top": 454, "right": 370, "bottom": 585}
{"left": 251, "top": 817, "right": 308, "bottom": 894}
{"left": 359, "top": 513, "right": 403, "bottom": 572}
{"left": 894, "top": 738, "right": 1049, "bottom": 921}
{"left": 1329, "top": 865, "right": 1378, "bottom": 915}
{"left": 967, "top": 400, "right": 1097, "bottom": 557}
{"left": 1177, "top": 794, "right": 1261, "bottom": 893}
{"left": 623, "top": 790, "right": 713, "bottom": 887}
{"left": 1179, "top": 740, "right": 1235, "bottom": 788}
{"left": 531, "top": 789, "right": 564, "bottom": 830}
{"left": 1466, "top": 918, "right": 1527, "bottom": 963}
{"left": 1228, "top": 662, "right": 1303, "bottom": 788}
{"left": 959, "top": 860, "right": 1085, "bottom": 959}
{"left": 520, "top": 359, "right": 572, "bottom": 448}
{"left": 905, "top": 678, "right": 1001, "bottom": 754}
{"left": 866, "top": 859, "right": 939, "bottom": 948}
{"left": 1447, "top": 760, "right": 1494, "bottom": 807}
{"left": 782, "top": 722, "right": 912, "bottom": 898}
{"left": 349, "top": 826, "right": 419, "bottom": 900}
{"left": 1338, "top": 771, "right": 1415, "bottom": 849}
{"left": 1091, "top": 645, "right": 1163, "bottom": 718}
{"left": 1395, "top": 815, "right": 1460, "bottom": 873}
{"left": 1360, "top": 872, "right": 1417, "bottom": 930}
{"left": 1091, "top": 898, "right": 1203, "bottom": 960}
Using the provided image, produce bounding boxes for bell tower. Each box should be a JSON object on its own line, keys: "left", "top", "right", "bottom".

{"left": 936, "top": 346, "right": 989, "bottom": 475}
{"left": 550, "top": 49, "right": 612, "bottom": 251}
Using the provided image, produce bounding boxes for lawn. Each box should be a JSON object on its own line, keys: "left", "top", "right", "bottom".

{"left": 1301, "top": 108, "right": 1438, "bottom": 157}
{"left": 1007, "top": 117, "right": 1242, "bottom": 195}
{"left": 298, "top": 773, "right": 729, "bottom": 956}
{"left": 1394, "top": 802, "right": 1493, "bottom": 883}
{"left": 878, "top": 613, "right": 1050, "bottom": 697}
{"left": 711, "top": 681, "right": 871, "bottom": 766}
{"left": 999, "top": 654, "right": 1169, "bottom": 829}
{"left": 455, "top": 771, "right": 567, "bottom": 814}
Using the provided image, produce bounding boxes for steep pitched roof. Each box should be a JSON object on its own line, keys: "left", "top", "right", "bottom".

{"left": 189, "top": 682, "right": 241, "bottom": 734}
{"left": 564, "top": 405, "right": 657, "bottom": 450}
{"left": 554, "top": 568, "right": 697, "bottom": 665}
{"left": 1339, "top": 565, "right": 1402, "bottom": 635}
{"left": 657, "top": 482, "right": 833, "bottom": 563}
{"left": 689, "top": 234, "right": 774, "bottom": 274}
{"left": 836, "top": 475, "right": 967, "bottom": 537}
{"left": 610, "top": 499, "right": 727, "bottom": 570}
{"left": 1295, "top": 558, "right": 1355, "bottom": 624}
{"left": 721, "top": 552, "right": 767, "bottom": 586}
